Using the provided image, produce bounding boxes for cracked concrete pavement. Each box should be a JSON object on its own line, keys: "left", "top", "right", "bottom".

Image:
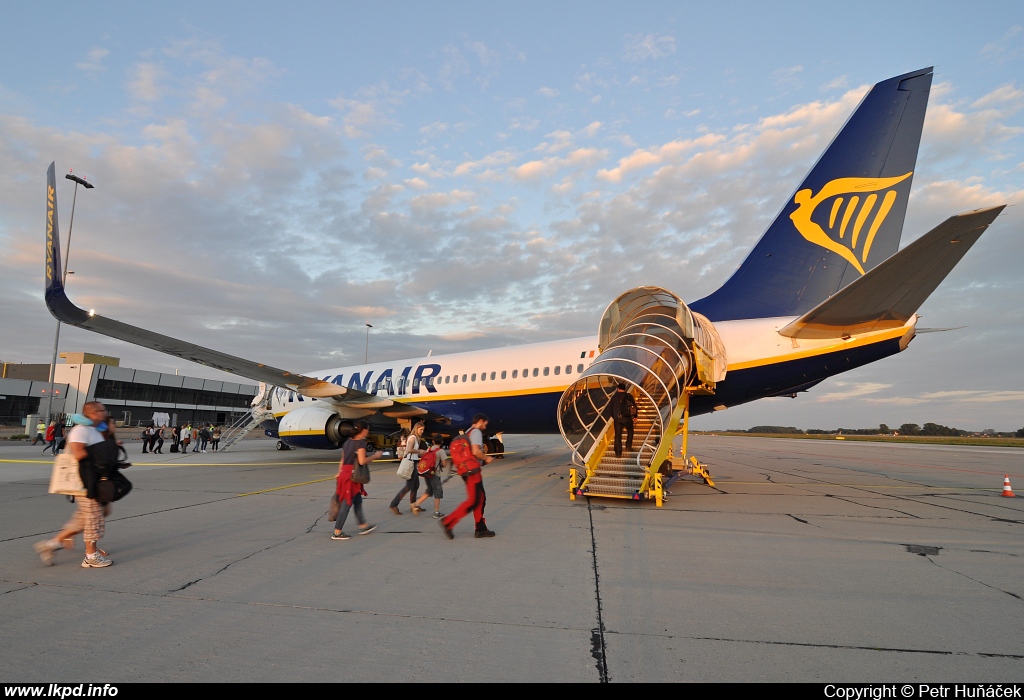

{"left": 1, "top": 434, "right": 1021, "bottom": 682}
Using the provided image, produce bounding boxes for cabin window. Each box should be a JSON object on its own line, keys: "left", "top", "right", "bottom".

{"left": 452, "top": 375, "right": 458, "bottom": 383}
{"left": 512, "top": 369, "right": 518, "bottom": 378}
{"left": 480, "top": 372, "right": 486, "bottom": 382}
{"left": 462, "top": 374, "right": 467, "bottom": 382}
{"left": 577, "top": 364, "right": 584, "bottom": 373}
{"left": 543, "top": 367, "right": 550, "bottom": 376}
{"left": 554, "top": 366, "right": 561, "bottom": 375}
{"left": 523, "top": 369, "right": 529, "bottom": 377}
{"left": 566, "top": 365, "right": 572, "bottom": 374}
{"left": 471, "top": 373, "right": 477, "bottom": 381}
{"left": 490, "top": 372, "right": 496, "bottom": 380}
{"left": 532, "top": 368, "right": 538, "bottom": 377}
{"left": 445, "top": 375, "right": 450, "bottom": 384}
{"left": 501, "top": 370, "right": 507, "bottom": 379}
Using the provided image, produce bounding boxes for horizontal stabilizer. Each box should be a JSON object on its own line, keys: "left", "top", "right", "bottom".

{"left": 779, "top": 206, "right": 1005, "bottom": 339}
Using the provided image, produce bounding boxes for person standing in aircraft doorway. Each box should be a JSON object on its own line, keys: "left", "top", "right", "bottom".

{"left": 611, "top": 384, "right": 637, "bottom": 459}
{"left": 390, "top": 422, "right": 426, "bottom": 515}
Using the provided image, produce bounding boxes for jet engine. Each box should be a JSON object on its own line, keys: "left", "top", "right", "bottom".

{"left": 277, "top": 405, "right": 355, "bottom": 450}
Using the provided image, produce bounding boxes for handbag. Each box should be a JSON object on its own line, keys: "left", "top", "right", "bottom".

{"left": 95, "top": 469, "right": 133, "bottom": 505}
{"left": 48, "top": 453, "right": 87, "bottom": 496}
{"left": 397, "top": 456, "right": 415, "bottom": 481}
{"left": 327, "top": 492, "right": 341, "bottom": 521}
{"left": 352, "top": 462, "right": 371, "bottom": 485}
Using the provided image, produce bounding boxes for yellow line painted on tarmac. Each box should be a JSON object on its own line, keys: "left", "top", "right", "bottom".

{"left": 236, "top": 476, "right": 336, "bottom": 497}
{"left": 0, "top": 458, "right": 340, "bottom": 466}
{"left": 721, "top": 482, "right": 1000, "bottom": 490}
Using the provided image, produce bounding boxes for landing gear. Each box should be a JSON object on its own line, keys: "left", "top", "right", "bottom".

{"left": 486, "top": 437, "right": 504, "bottom": 459}
{"left": 276, "top": 440, "right": 291, "bottom": 451}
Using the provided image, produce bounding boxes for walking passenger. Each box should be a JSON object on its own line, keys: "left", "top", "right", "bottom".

{"left": 53, "top": 420, "right": 66, "bottom": 455}
{"left": 199, "top": 425, "right": 211, "bottom": 453}
{"left": 610, "top": 383, "right": 637, "bottom": 458}
{"left": 210, "top": 426, "right": 221, "bottom": 451}
{"left": 32, "top": 420, "right": 46, "bottom": 445}
{"left": 413, "top": 435, "right": 447, "bottom": 519}
{"left": 34, "top": 402, "right": 123, "bottom": 568}
{"left": 331, "top": 420, "right": 378, "bottom": 540}
{"left": 389, "top": 421, "right": 426, "bottom": 515}
{"left": 180, "top": 424, "right": 191, "bottom": 453}
{"left": 153, "top": 426, "right": 165, "bottom": 454}
{"left": 42, "top": 421, "right": 56, "bottom": 455}
{"left": 440, "top": 413, "right": 495, "bottom": 539}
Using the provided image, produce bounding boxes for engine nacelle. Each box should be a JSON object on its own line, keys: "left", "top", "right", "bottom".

{"left": 277, "top": 405, "right": 354, "bottom": 450}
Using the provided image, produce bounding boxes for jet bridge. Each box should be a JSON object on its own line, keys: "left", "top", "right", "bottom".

{"left": 558, "top": 287, "right": 726, "bottom": 505}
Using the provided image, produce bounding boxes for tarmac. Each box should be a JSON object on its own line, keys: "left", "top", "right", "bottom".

{"left": 1, "top": 434, "right": 1022, "bottom": 682}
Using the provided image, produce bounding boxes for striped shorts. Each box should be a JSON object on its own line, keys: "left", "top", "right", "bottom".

{"left": 63, "top": 497, "right": 105, "bottom": 542}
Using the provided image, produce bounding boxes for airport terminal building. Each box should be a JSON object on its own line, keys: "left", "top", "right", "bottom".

{"left": 1, "top": 352, "right": 258, "bottom": 428}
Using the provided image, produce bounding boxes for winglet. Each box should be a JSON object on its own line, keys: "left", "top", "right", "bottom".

{"left": 44, "top": 163, "right": 89, "bottom": 325}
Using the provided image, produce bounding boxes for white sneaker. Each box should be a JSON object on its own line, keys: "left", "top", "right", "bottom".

{"left": 81, "top": 552, "right": 113, "bottom": 568}
{"left": 34, "top": 540, "right": 58, "bottom": 566}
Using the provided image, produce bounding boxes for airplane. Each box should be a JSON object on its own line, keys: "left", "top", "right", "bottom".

{"left": 43, "top": 67, "right": 1005, "bottom": 502}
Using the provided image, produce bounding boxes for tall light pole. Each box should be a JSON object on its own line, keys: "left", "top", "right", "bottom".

{"left": 364, "top": 323, "right": 373, "bottom": 364}
{"left": 43, "top": 170, "right": 94, "bottom": 421}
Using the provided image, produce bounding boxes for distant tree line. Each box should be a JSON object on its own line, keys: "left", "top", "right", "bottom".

{"left": 733, "top": 423, "right": 1024, "bottom": 437}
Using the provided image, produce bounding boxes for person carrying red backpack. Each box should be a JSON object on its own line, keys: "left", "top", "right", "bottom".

{"left": 413, "top": 435, "right": 448, "bottom": 519}
{"left": 439, "top": 413, "right": 495, "bottom": 539}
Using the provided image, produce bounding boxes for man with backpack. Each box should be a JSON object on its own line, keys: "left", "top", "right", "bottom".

{"left": 439, "top": 413, "right": 495, "bottom": 539}
{"left": 610, "top": 383, "right": 638, "bottom": 458}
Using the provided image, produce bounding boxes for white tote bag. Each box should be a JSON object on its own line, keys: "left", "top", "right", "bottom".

{"left": 48, "top": 452, "right": 86, "bottom": 496}
{"left": 397, "top": 457, "right": 415, "bottom": 481}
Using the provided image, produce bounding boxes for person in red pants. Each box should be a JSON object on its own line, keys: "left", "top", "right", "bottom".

{"left": 440, "top": 413, "right": 495, "bottom": 539}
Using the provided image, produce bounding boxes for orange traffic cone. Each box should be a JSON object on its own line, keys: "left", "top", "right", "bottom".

{"left": 1002, "top": 475, "right": 1016, "bottom": 498}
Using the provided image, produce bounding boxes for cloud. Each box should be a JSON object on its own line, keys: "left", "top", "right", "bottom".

{"left": 623, "top": 33, "right": 676, "bottom": 62}
{"left": 76, "top": 48, "right": 110, "bottom": 77}
{"left": 816, "top": 382, "right": 892, "bottom": 401}
{"left": 595, "top": 133, "right": 727, "bottom": 182}
{"left": 771, "top": 65, "right": 804, "bottom": 90}
{"left": 538, "top": 87, "right": 560, "bottom": 98}
{"left": 420, "top": 122, "right": 449, "bottom": 138}
{"left": 981, "top": 25, "right": 1022, "bottom": 63}
{"left": 509, "top": 147, "right": 606, "bottom": 182}
{"left": 452, "top": 149, "right": 517, "bottom": 177}
{"left": 128, "top": 63, "right": 165, "bottom": 102}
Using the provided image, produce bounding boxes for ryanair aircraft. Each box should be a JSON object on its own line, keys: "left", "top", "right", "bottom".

{"left": 43, "top": 68, "right": 1005, "bottom": 500}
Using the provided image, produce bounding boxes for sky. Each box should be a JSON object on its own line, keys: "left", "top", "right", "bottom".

{"left": 1, "top": 1, "right": 1022, "bottom": 431}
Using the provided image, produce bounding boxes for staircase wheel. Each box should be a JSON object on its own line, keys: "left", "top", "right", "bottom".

{"left": 276, "top": 440, "right": 291, "bottom": 451}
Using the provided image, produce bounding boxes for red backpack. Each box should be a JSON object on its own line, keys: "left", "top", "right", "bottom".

{"left": 449, "top": 431, "right": 481, "bottom": 476}
{"left": 417, "top": 446, "right": 441, "bottom": 476}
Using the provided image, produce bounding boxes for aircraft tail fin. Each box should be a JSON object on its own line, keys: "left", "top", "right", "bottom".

{"left": 779, "top": 206, "right": 1004, "bottom": 339}
{"left": 690, "top": 67, "right": 934, "bottom": 321}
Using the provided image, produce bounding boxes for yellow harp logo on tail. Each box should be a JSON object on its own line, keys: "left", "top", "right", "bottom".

{"left": 789, "top": 172, "right": 912, "bottom": 275}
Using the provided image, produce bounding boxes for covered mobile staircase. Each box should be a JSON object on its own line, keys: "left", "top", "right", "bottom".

{"left": 220, "top": 385, "right": 275, "bottom": 452}
{"left": 558, "top": 287, "right": 727, "bottom": 505}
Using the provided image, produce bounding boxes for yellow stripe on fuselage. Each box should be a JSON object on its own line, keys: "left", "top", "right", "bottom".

{"left": 725, "top": 326, "right": 908, "bottom": 372}
{"left": 271, "top": 327, "right": 907, "bottom": 414}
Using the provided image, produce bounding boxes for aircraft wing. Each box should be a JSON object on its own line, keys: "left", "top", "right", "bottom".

{"left": 779, "top": 206, "right": 1005, "bottom": 339}
{"left": 42, "top": 163, "right": 434, "bottom": 417}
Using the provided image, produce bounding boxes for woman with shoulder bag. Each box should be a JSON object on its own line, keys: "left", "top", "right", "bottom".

{"left": 34, "top": 401, "right": 128, "bottom": 568}
{"left": 389, "top": 421, "right": 426, "bottom": 515}
{"left": 332, "top": 420, "right": 378, "bottom": 541}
